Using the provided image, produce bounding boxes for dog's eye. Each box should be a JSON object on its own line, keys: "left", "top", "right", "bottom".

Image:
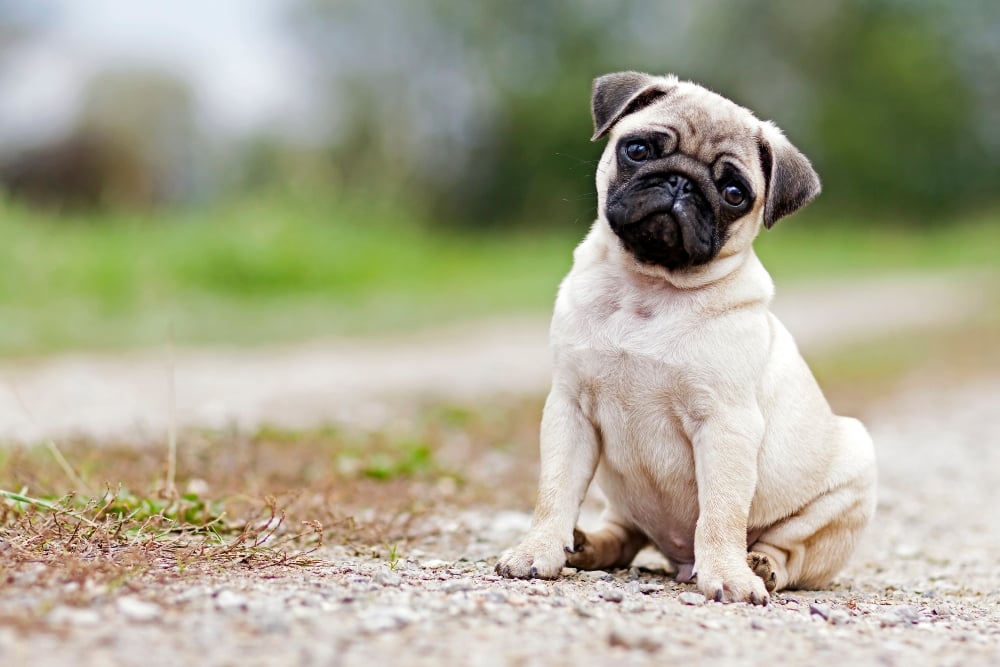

{"left": 623, "top": 141, "right": 652, "bottom": 162}
{"left": 722, "top": 184, "right": 747, "bottom": 207}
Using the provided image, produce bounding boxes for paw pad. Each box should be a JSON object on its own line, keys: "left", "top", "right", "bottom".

{"left": 747, "top": 552, "right": 778, "bottom": 593}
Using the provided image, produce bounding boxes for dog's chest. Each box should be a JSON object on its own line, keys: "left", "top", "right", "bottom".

{"left": 555, "top": 285, "right": 694, "bottom": 401}
{"left": 554, "top": 296, "right": 697, "bottom": 466}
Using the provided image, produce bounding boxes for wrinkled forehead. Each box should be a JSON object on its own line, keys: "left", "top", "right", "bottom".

{"left": 610, "top": 84, "right": 762, "bottom": 171}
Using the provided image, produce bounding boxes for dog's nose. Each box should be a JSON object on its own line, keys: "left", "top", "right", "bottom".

{"left": 666, "top": 173, "right": 694, "bottom": 196}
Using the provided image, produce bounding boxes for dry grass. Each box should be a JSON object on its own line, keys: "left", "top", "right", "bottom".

{"left": 0, "top": 398, "right": 544, "bottom": 610}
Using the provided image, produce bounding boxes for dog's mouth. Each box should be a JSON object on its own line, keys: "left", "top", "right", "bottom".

{"left": 606, "top": 194, "right": 720, "bottom": 270}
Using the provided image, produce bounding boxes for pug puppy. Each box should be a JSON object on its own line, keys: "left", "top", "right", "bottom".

{"left": 495, "top": 72, "right": 877, "bottom": 605}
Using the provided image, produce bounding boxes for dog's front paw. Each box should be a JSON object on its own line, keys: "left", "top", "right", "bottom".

{"left": 495, "top": 536, "right": 569, "bottom": 579}
{"left": 696, "top": 562, "right": 771, "bottom": 606}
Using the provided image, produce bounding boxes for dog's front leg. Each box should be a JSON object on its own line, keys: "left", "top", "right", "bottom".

{"left": 691, "top": 408, "right": 771, "bottom": 605}
{"left": 495, "top": 388, "right": 599, "bottom": 579}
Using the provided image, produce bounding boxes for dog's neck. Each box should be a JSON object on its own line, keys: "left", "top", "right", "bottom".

{"left": 591, "top": 220, "right": 775, "bottom": 304}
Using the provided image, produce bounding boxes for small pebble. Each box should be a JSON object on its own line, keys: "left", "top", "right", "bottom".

{"left": 214, "top": 590, "right": 249, "bottom": 612}
{"left": 639, "top": 583, "right": 665, "bottom": 595}
{"left": 48, "top": 607, "right": 101, "bottom": 627}
{"left": 421, "top": 559, "right": 450, "bottom": 569}
{"left": 116, "top": 596, "right": 162, "bottom": 623}
{"left": 608, "top": 627, "right": 661, "bottom": 653}
{"left": 678, "top": 591, "right": 706, "bottom": 606}
{"left": 809, "top": 603, "right": 831, "bottom": 620}
{"left": 895, "top": 606, "right": 921, "bottom": 624}
{"left": 374, "top": 569, "right": 402, "bottom": 587}
{"left": 251, "top": 610, "right": 290, "bottom": 634}
{"left": 878, "top": 612, "right": 904, "bottom": 627}
{"left": 484, "top": 591, "right": 508, "bottom": 604}
{"left": 828, "top": 609, "right": 851, "bottom": 625}
{"left": 932, "top": 603, "right": 953, "bottom": 617}
{"left": 360, "top": 607, "right": 415, "bottom": 633}
{"left": 443, "top": 580, "right": 473, "bottom": 593}
{"left": 600, "top": 588, "right": 624, "bottom": 603}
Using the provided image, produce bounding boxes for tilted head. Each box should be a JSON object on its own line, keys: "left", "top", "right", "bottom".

{"left": 591, "top": 72, "right": 820, "bottom": 272}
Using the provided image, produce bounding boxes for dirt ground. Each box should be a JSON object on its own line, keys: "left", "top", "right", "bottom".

{"left": 1, "top": 270, "right": 998, "bottom": 666}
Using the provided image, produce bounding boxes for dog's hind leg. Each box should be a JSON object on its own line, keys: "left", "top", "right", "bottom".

{"left": 567, "top": 511, "right": 648, "bottom": 571}
{"left": 750, "top": 419, "right": 876, "bottom": 590}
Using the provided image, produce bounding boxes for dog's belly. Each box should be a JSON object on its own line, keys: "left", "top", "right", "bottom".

{"left": 596, "top": 462, "right": 698, "bottom": 566}
{"left": 581, "top": 351, "right": 701, "bottom": 566}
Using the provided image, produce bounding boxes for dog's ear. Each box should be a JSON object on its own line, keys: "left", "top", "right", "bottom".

{"left": 758, "top": 122, "right": 822, "bottom": 228}
{"left": 591, "top": 71, "right": 671, "bottom": 141}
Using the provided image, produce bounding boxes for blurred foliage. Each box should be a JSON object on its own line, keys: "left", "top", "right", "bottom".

{"left": 0, "top": 191, "right": 575, "bottom": 355}
{"left": 290, "top": 0, "right": 1000, "bottom": 226}
{"left": 698, "top": 0, "right": 999, "bottom": 218}
{"left": 0, "top": 1, "right": 997, "bottom": 228}
{"left": 0, "top": 190, "right": 997, "bottom": 356}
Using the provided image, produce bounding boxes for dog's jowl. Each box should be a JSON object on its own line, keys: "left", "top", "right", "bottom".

{"left": 495, "top": 72, "right": 876, "bottom": 606}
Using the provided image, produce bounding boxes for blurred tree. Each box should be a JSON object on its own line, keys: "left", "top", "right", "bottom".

{"left": 695, "top": 0, "right": 1000, "bottom": 219}
{"left": 290, "top": 0, "right": 622, "bottom": 225}
{"left": 0, "top": 67, "right": 204, "bottom": 211}
{"left": 78, "top": 68, "right": 203, "bottom": 205}
{"left": 289, "top": 0, "right": 1000, "bottom": 226}
{"left": 0, "top": 133, "right": 129, "bottom": 210}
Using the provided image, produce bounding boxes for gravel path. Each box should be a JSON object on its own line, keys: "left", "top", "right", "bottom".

{"left": 1, "top": 378, "right": 998, "bottom": 666}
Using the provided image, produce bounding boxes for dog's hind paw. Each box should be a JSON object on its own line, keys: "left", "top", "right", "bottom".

{"left": 748, "top": 551, "right": 778, "bottom": 593}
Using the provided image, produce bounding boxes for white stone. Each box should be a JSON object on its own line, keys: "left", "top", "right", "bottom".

{"left": 116, "top": 596, "right": 163, "bottom": 622}
{"left": 678, "top": 591, "right": 706, "bottom": 606}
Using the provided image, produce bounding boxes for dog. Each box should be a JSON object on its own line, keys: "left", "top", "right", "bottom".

{"left": 495, "top": 72, "right": 876, "bottom": 605}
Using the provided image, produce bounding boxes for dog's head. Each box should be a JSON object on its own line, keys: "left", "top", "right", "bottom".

{"left": 592, "top": 72, "right": 820, "bottom": 271}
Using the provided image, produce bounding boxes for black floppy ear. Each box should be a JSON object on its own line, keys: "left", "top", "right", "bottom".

{"left": 758, "top": 122, "right": 822, "bottom": 228}
{"left": 591, "top": 71, "right": 669, "bottom": 141}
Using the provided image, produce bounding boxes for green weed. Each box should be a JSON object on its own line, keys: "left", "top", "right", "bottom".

{"left": 387, "top": 543, "right": 400, "bottom": 570}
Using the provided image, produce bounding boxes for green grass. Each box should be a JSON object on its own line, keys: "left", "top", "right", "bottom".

{"left": 756, "top": 210, "right": 999, "bottom": 282}
{"left": 0, "top": 192, "right": 996, "bottom": 356}
{"left": 0, "top": 193, "right": 577, "bottom": 356}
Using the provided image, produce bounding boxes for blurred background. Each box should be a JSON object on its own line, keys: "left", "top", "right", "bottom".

{"left": 0, "top": 0, "right": 997, "bottom": 357}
